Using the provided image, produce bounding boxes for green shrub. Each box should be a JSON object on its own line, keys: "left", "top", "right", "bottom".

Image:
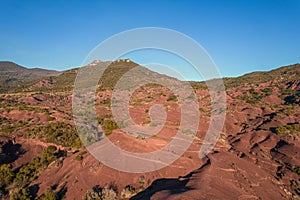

{"left": 29, "top": 122, "right": 82, "bottom": 148}
{"left": 101, "top": 186, "right": 118, "bottom": 200}
{"left": 121, "top": 185, "right": 136, "bottom": 199}
{"left": 291, "top": 167, "right": 300, "bottom": 176}
{"left": 82, "top": 184, "right": 118, "bottom": 200}
{"left": 82, "top": 185, "right": 102, "bottom": 200}
{"left": 10, "top": 187, "right": 31, "bottom": 200}
{"left": 98, "top": 116, "right": 119, "bottom": 136}
{"left": 275, "top": 124, "right": 300, "bottom": 136}
{"left": 14, "top": 157, "right": 42, "bottom": 188}
{"left": 42, "top": 146, "right": 58, "bottom": 165}
{"left": 1, "top": 147, "right": 65, "bottom": 198}
{"left": 167, "top": 94, "right": 177, "bottom": 102}
{"left": 99, "top": 99, "right": 111, "bottom": 106}
{"left": 75, "top": 154, "right": 83, "bottom": 161}
{"left": 75, "top": 151, "right": 87, "bottom": 161}
{"left": 261, "top": 87, "right": 272, "bottom": 96}
{"left": 0, "top": 164, "right": 14, "bottom": 187}
{"left": 37, "top": 188, "right": 58, "bottom": 200}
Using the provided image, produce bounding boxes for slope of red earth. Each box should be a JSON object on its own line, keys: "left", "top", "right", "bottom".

{"left": 0, "top": 67, "right": 300, "bottom": 199}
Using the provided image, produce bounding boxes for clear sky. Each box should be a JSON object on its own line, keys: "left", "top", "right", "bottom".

{"left": 0, "top": 0, "right": 299, "bottom": 80}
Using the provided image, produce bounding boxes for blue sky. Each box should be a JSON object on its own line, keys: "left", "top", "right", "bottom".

{"left": 0, "top": 0, "right": 299, "bottom": 80}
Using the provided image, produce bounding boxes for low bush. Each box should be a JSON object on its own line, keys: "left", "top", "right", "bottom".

{"left": 167, "top": 94, "right": 177, "bottom": 102}
{"left": 29, "top": 122, "right": 81, "bottom": 148}
{"left": 275, "top": 124, "right": 300, "bottom": 136}
{"left": 1, "top": 147, "right": 62, "bottom": 198}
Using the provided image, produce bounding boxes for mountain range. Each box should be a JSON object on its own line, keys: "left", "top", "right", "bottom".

{"left": 0, "top": 60, "right": 299, "bottom": 200}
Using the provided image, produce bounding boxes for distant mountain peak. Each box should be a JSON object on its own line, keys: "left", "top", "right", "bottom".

{"left": 0, "top": 61, "right": 61, "bottom": 92}
{"left": 0, "top": 61, "right": 27, "bottom": 71}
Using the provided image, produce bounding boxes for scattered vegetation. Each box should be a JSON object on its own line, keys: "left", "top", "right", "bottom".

{"left": 0, "top": 164, "right": 14, "bottom": 189}
{"left": 10, "top": 187, "right": 32, "bottom": 200}
{"left": 98, "top": 61, "right": 138, "bottom": 90}
{"left": 275, "top": 123, "right": 300, "bottom": 136}
{"left": 224, "top": 63, "right": 300, "bottom": 88}
{"left": 0, "top": 60, "right": 300, "bottom": 199}
{"left": 291, "top": 166, "right": 300, "bottom": 176}
{"left": 290, "top": 179, "right": 300, "bottom": 196}
{"left": 82, "top": 184, "right": 118, "bottom": 200}
{"left": 27, "top": 122, "right": 81, "bottom": 148}
{"left": 167, "top": 94, "right": 177, "bottom": 102}
{"left": 236, "top": 87, "right": 273, "bottom": 104}
{"left": 99, "top": 99, "right": 111, "bottom": 106}
{"left": 75, "top": 151, "right": 87, "bottom": 161}
{"left": 36, "top": 188, "right": 58, "bottom": 200}
{"left": 121, "top": 185, "right": 136, "bottom": 199}
{"left": 98, "top": 115, "right": 119, "bottom": 136}
{"left": 0, "top": 117, "right": 27, "bottom": 135}
{"left": 0, "top": 146, "right": 63, "bottom": 199}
